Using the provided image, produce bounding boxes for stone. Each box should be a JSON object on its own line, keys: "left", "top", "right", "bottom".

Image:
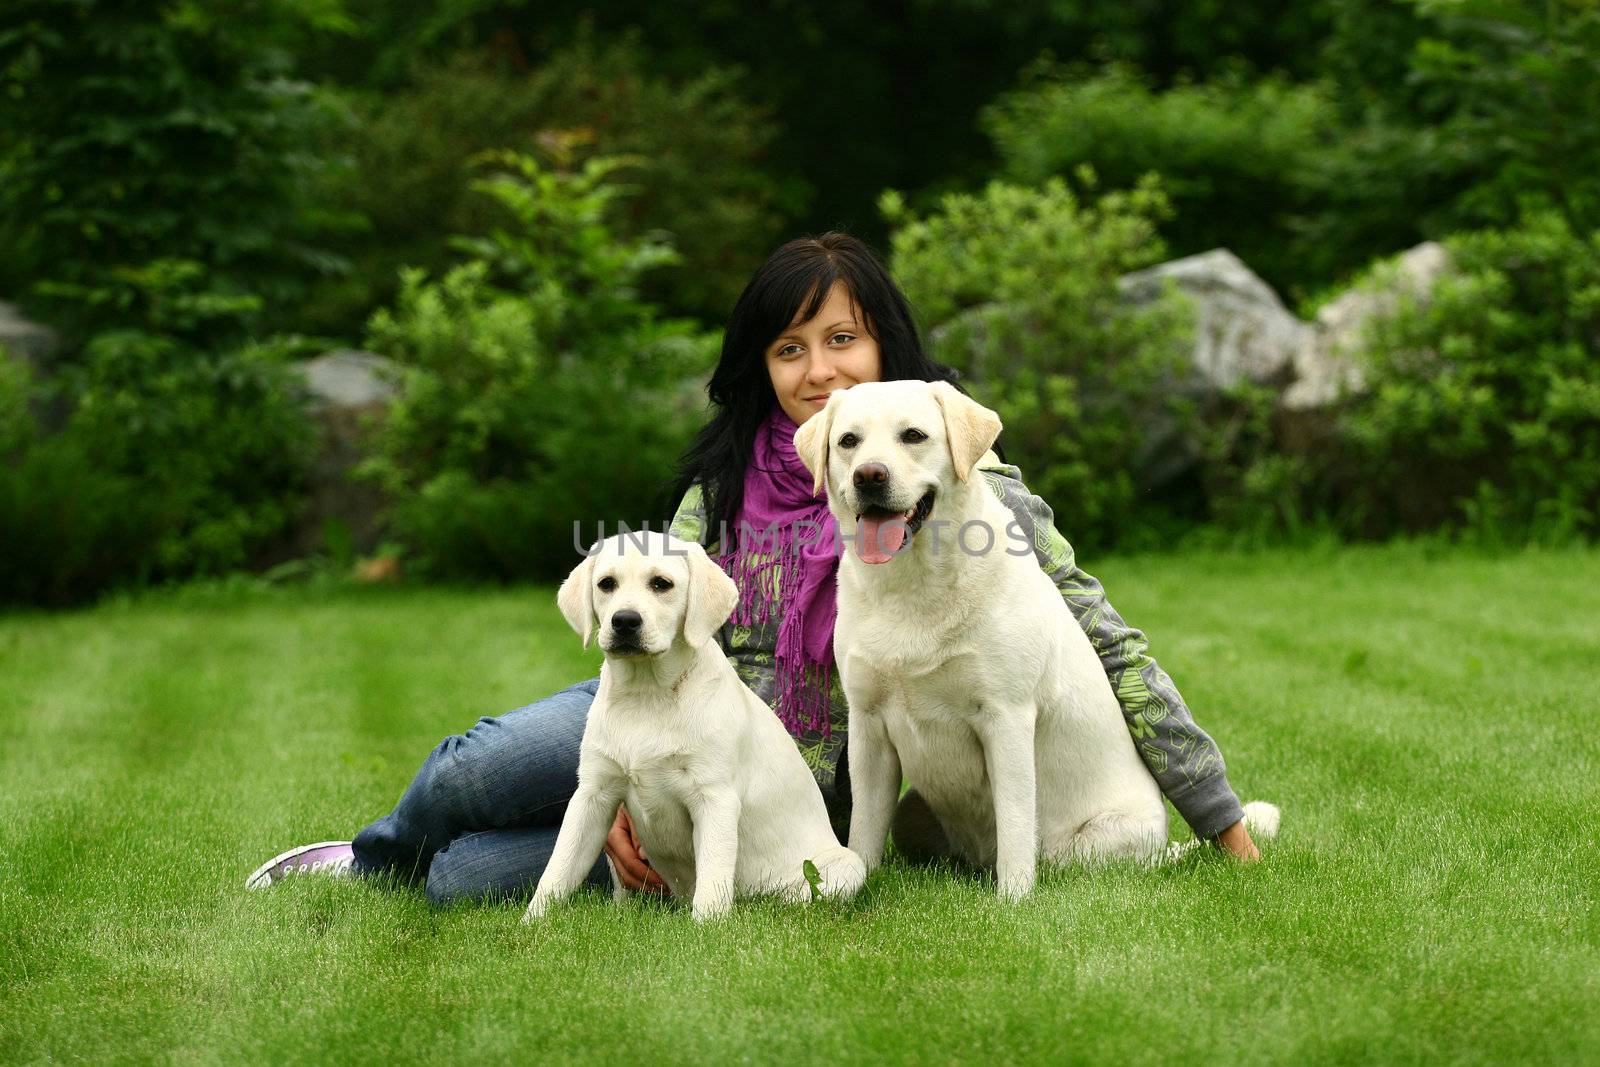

{"left": 1119, "top": 248, "right": 1309, "bottom": 392}
{"left": 0, "top": 300, "right": 60, "bottom": 370}
{"left": 1282, "top": 242, "right": 1451, "bottom": 412}
{"left": 285, "top": 350, "right": 401, "bottom": 558}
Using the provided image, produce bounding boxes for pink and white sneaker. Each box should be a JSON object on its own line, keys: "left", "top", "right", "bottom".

{"left": 245, "top": 841, "right": 356, "bottom": 889}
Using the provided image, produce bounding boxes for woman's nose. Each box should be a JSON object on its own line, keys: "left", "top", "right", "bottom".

{"left": 806, "top": 353, "right": 836, "bottom": 383}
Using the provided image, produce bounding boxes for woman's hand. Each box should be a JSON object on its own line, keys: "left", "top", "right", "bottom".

{"left": 604, "top": 804, "right": 669, "bottom": 894}
{"left": 1213, "top": 818, "right": 1261, "bottom": 862}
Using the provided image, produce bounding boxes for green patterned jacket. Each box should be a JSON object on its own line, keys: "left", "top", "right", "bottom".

{"left": 668, "top": 455, "right": 1246, "bottom": 841}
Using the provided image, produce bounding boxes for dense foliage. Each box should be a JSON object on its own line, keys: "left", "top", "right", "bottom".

{"left": 303, "top": 35, "right": 788, "bottom": 335}
{"left": 1, "top": 0, "right": 1597, "bottom": 603}
{"left": 0, "top": 0, "right": 348, "bottom": 339}
{"left": 984, "top": 1, "right": 1600, "bottom": 303}
{"left": 0, "top": 324, "right": 311, "bottom": 606}
{"left": 1335, "top": 213, "right": 1600, "bottom": 542}
{"left": 361, "top": 152, "right": 715, "bottom": 580}
{"left": 885, "top": 177, "right": 1192, "bottom": 550}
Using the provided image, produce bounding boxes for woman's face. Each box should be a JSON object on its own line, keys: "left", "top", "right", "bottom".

{"left": 764, "top": 281, "right": 883, "bottom": 426}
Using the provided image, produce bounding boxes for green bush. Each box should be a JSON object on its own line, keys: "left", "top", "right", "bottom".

{"left": 883, "top": 175, "right": 1192, "bottom": 551}
{"left": 983, "top": 65, "right": 1448, "bottom": 302}
{"left": 0, "top": 358, "right": 158, "bottom": 606}
{"left": 63, "top": 330, "right": 315, "bottom": 577}
{"left": 362, "top": 152, "right": 716, "bottom": 581}
{"left": 0, "top": 291, "right": 315, "bottom": 605}
{"left": 1329, "top": 0, "right": 1600, "bottom": 237}
{"left": 1333, "top": 213, "right": 1600, "bottom": 542}
{"left": 303, "top": 36, "right": 786, "bottom": 335}
{"left": 0, "top": 0, "right": 349, "bottom": 339}
{"left": 983, "top": 5, "right": 1600, "bottom": 304}
{"left": 1202, "top": 212, "right": 1600, "bottom": 545}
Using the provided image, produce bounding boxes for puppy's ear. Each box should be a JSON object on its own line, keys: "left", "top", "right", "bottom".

{"left": 931, "top": 381, "right": 1002, "bottom": 483}
{"left": 556, "top": 551, "right": 599, "bottom": 649}
{"left": 682, "top": 541, "right": 739, "bottom": 649}
{"left": 792, "top": 396, "right": 837, "bottom": 497}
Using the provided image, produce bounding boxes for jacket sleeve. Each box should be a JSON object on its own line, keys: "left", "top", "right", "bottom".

{"left": 667, "top": 482, "right": 720, "bottom": 553}
{"left": 980, "top": 459, "right": 1246, "bottom": 839}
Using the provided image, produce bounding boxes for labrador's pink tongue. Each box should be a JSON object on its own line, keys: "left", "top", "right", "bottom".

{"left": 855, "top": 513, "right": 907, "bottom": 564}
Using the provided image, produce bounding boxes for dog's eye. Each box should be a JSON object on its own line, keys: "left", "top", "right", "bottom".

{"left": 838, "top": 432, "right": 860, "bottom": 449}
{"left": 597, "top": 576, "right": 617, "bottom": 593}
{"left": 900, "top": 428, "right": 928, "bottom": 444}
{"left": 649, "top": 576, "right": 674, "bottom": 593}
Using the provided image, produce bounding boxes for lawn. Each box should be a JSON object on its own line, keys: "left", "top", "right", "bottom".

{"left": 1, "top": 544, "right": 1597, "bottom": 1065}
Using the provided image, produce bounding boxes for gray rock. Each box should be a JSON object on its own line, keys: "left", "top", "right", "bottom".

{"left": 1119, "top": 248, "right": 1309, "bottom": 392}
{"left": 0, "top": 299, "right": 61, "bottom": 370}
{"left": 292, "top": 349, "right": 398, "bottom": 410}
{"left": 284, "top": 350, "right": 401, "bottom": 558}
{"left": 1282, "top": 242, "right": 1450, "bottom": 412}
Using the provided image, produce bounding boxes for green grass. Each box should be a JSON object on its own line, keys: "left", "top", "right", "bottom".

{"left": 2, "top": 544, "right": 1597, "bottom": 1065}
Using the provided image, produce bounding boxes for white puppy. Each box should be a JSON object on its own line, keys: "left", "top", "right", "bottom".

{"left": 796, "top": 381, "right": 1278, "bottom": 899}
{"left": 522, "top": 531, "right": 865, "bottom": 923}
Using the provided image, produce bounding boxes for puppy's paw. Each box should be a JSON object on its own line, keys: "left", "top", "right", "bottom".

{"left": 691, "top": 899, "right": 732, "bottom": 923}
{"left": 521, "top": 895, "right": 550, "bottom": 924}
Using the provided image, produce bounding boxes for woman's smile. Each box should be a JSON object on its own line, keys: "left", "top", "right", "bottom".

{"left": 765, "top": 281, "right": 883, "bottom": 425}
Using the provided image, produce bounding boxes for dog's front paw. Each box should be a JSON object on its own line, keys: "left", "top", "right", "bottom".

{"left": 996, "top": 870, "right": 1035, "bottom": 901}
{"left": 521, "top": 895, "right": 551, "bottom": 924}
{"left": 691, "top": 898, "right": 732, "bottom": 923}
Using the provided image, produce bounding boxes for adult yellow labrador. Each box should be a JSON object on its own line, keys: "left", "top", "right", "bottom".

{"left": 797, "top": 381, "right": 1277, "bottom": 899}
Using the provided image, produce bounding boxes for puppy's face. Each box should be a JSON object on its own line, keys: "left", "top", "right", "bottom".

{"left": 794, "top": 381, "right": 1002, "bottom": 564}
{"left": 557, "top": 532, "right": 738, "bottom": 656}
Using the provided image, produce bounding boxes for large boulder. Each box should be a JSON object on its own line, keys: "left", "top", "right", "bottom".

{"left": 285, "top": 350, "right": 399, "bottom": 557}
{"left": 1115, "top": 249, "right": 1310, "bottom": 486}
{"left": 1119, "top": 248, "right": 1309, "bottom": 392}
{"left": 1282, "top": 241, "right": 1451, "bottom": 412}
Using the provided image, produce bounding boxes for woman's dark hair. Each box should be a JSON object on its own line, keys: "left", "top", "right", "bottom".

{"left": 671, "top": 231, "right": 985, "bottom": 549}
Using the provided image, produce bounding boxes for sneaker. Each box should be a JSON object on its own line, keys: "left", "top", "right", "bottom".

{"left": 246, "top": 841, "right": 356, "bottom": 889}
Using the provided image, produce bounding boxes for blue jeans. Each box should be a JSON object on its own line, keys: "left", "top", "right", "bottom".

{"left": 352, "top": 677, "right": 611, "bottom": 905}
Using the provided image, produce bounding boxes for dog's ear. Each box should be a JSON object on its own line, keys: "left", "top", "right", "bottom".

{"left": 682, "top": 541, "right": 738, "bottom": 649}
{"left": 931, "top": 381, "right": 1002, "bottom": 483}
{"left": 792, "top": 395, "right": 837, "bottom": 497}
{"left": 556, "top": 551, "right": 599, "bottom": 649}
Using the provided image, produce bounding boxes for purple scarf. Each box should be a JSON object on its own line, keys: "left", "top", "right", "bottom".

{"left": 717, "top": 405, "right": 839, "bottom": 737}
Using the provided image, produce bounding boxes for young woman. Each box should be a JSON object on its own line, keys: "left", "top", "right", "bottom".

{"left": 247, "top": 233, "right": 1260, "bottom": 901}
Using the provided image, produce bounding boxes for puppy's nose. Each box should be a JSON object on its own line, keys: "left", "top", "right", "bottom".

{"left": 853, "top": 463, "right": 890, "bottom": 490}
{"left": 611, "top": 610, "right": 643, "bottom": 634}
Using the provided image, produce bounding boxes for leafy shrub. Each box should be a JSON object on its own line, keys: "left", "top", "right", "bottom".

{"left": 362, "top": 152, "right": 716, "bottom": 581}
{"left": 985, "top": 4, "right": 1600, "bottom": 304}
{"left": 0, "top": 0, "right": 349, "bottom": 339}
{"left": 1329, "top": 0, "right": 1600, "bottom": 237}
{"left": 304, "top": 35, "right": 786, "bottom": 335}
{"left": 0, "top": 357, "right": 159, "bottom": 606}
{"left": 63, "top": 330, "right": 315, "bottom": 577}
{"left": 883, "top": 175, "right": 1192, "bottom": 550}
{"left": 0, "top": 299, "right": 314, "bottom": 605}
{"left": 982, "top": 65, "right": 1450, "bottom": 302}
{"left": 1332, "top": 212, "right": 1600, "bottom": 542}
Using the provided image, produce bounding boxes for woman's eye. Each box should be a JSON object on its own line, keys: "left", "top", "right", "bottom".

{"left": 776, "top": 343, "right": 803, "bottom": 358}
{"left": 597, "top": 576, "right": 617, "bottom": 593}
{"left": 838, "top": 433, "right": 860, "bottom": 449}
{"left": 900, "top": 428, "right": 928, "bottom": 444}
{"left": 649, "top": 576, "right": 674, "bottom": 593}
{"left": 829, "top": 332, "right": 856, "bottom": 345}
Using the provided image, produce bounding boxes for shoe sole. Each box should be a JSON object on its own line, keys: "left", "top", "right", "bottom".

{"left": 245, "top": 841, "right": 353, "bottom": 890}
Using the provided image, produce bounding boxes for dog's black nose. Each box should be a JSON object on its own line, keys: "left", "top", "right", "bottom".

{"left": 611, "top": 610, "right": 642, "bottom": 633}
{"left": 853, "top": 463, "right": 890, "bottom": 490}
